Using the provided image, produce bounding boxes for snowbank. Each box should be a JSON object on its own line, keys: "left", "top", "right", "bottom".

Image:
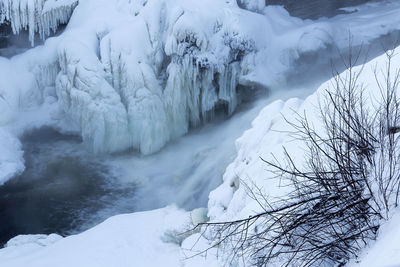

{"left": 211, "top": 46, "right": 400, "bottom": 219}
{"left": 348, "top": 211, "right": 400, "bottom": 266}
{"left": 0, "top": 206, "right": 192, "bottom": 267}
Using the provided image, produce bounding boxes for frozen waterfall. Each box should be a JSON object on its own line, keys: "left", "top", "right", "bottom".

{"left": 54, "top": 0, "right": 257, "bottom": 155}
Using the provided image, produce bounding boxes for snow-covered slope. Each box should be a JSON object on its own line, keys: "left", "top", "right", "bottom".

{"left": 347, "top": 211, "right": 400, "bottom": 266}
{"left": 0, "top": 206, "right": 194, "bottom": 267}
{"left": 196, "top": 47, "right": 400, "bottom": 267}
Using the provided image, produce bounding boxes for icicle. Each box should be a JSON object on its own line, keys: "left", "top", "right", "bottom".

{"left": 163, "top": 51, "right": 241, "bottom": 139}
{"left": 0, "top": 0, "right": 78, "bottom": 46}
{"left": 218, "top": 62, "right": 240, "bottom": 115}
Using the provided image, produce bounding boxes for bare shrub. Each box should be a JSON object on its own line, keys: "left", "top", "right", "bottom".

{"left": 192, "top": 47, "right": 400, "bottom": 266}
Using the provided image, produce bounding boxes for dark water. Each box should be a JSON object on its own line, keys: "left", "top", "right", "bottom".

{"left": 0, "top": 85, "right": 269, "bottom": 248}
{"left": 267, "top": 0, "right": 374, "bottom": 19}
{"left": 0, "top": 23, "right": 67, "bottom": 58}
{"left": 0, "top": 127, "right": 137, "bottom": 246}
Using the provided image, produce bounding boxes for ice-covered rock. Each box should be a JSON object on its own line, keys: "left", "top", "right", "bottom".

{"left": 0, "top": 128, "right": 24, "bottom": 185}
{"left": 56, "top": 40, "right": 131, "bottom": 153}
{"left": 5, "top": 234, "right": 63, "bottom": 248}
{"left": 237, "top": 0, "right": 265, "bottom": 13}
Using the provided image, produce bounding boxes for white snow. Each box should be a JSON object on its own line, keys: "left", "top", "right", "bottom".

{"left": 348, "top": 211, "right": 400, "bottom": 266}
{"left": 0, "top": 206, "right": 192, "bottom": 267}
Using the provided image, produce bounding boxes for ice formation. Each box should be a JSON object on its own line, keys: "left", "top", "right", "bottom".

{"left": 0, "top": 0, "right": 78, "bottom": 45}
{"left": 55, "top": 0, "right": 257, "bottom": 154}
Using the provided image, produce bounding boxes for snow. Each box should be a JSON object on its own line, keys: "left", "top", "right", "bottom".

{"left": 207, "top": 98, "right": 303, "bottom": 220}
{"left": 0, "top": 206, "right": 192, "bottom": 267}
{"left": 348, "top": 211, "right": 400, "bottom": 266}
{"left": 5, "top": 234, "right": 63, "bottom": 249}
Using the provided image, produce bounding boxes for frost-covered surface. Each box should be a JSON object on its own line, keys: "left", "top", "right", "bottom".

{"left": 0, "top": 0, "right": 78, "bottom": 45}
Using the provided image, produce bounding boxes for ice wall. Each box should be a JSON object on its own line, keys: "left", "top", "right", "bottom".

{"left": 55, "top": 0, "right": 257, "bottom": 154}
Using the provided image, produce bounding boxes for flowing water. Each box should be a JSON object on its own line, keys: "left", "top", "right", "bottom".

{"left": 0, "top": 15, "right": 398, "bottom": 247}
{"left": 0, "top": 85, "right": 312, "bottom": 247}
{"left": 0, "top": 128, "right": 137, "bottom": 245}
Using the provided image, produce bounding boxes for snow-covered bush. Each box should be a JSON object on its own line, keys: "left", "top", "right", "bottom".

{"left": 195, "top": 47, "right": 400, "bottom": 266}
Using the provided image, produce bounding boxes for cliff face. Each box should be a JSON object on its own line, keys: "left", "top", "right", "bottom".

{"left": 267, "top": 0, "right": 373, "bottom": 19}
